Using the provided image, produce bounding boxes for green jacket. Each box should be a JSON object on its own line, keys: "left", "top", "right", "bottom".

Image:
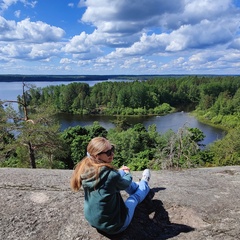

{"left": 81, "top": 166, "right": 132, "bottom": 234}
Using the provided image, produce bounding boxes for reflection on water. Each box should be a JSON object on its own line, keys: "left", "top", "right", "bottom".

{"left": 57, "top": 112, "right": 225, "bottom": 146}
{"left": 0, "top": 81, "right": 225, "bottom": 146}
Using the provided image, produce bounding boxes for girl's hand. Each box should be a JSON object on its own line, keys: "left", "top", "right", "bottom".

{"left": 119, "top": 165, "right": 130, "bottom": 173}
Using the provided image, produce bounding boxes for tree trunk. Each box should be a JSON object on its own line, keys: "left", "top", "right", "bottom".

{"left": 28, "top": 142, "right": 36, "bottom": 168}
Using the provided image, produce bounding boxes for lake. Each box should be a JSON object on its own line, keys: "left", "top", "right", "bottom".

{"left": 57, "top": 112, "right": 225, "bottom": 146}
{"left": 0, "top": 81, "right": 225, "bottom": 146}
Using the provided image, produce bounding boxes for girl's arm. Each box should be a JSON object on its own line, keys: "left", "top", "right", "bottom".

{"left": 115, "top": 167, "right": 132, "bottom": 190}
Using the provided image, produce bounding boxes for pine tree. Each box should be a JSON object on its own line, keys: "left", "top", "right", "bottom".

{"left": 0, "top": 83, "right": 64, "bottom": 168}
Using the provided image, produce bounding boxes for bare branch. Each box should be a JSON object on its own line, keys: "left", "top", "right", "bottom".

{"left": 26, "top": 119, "right": 35, "bottom": 124}
{"left": 1, "top": 100, "right": 25, "bottom": 106}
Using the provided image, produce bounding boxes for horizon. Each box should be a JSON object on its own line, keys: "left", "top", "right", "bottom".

{"left": 1, "top": 73, "right": 240, "bottom": 78}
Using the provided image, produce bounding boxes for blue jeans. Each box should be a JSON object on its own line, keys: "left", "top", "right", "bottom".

{"left": 117, "top": 180, "right": 150, "bottom": 233}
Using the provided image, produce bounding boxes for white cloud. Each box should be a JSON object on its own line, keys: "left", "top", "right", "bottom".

{"left": 221, "top": 50, "right": 240, "bottom": 62}
{"left": 72, "top": 0, "right": 240, "bottom": 60}
{"left": 14, "top": 10, "right": 21, "bottom": 18}
{"left": 102, "top": 11, "right": 238, "bottom": 59}
{"left": 60, "top": 58, "right": 73, "bottom": 64}
{"left": 62, "top": 31, "right": 104, "bottom": 60}
{"left": 0, "top": 0, "right": 240, "bottom": 74}
{"left": 77, "top": 0, "right": 184, "bottom": 48}
{"left": 228, "top": 38, "right": 240, "bottom": 49}
{"left": 0, "top": 0, "right": 18, "bottom": 11}
{"left": 0, "top": 0, "right": 37, "bottom": 12}
{"left": 120, "top": 57, "right": 151, "bottom": 70}
{"left": 0, "top": 17, "right": 65, "bottom": 43}
{"left": 0, "top": 41, "right": 63, "bottom": 60}
{"left": 0, "top": 42, "right": 30, "bottom": 58}
{"left": 159, "top": 0, "right": 234, "bottom": 29}
{"left": 68, "top": 3, "right": 74, "bottom": 8}
{"left": 28, "top": 42, "right": 63, "bottom": 60}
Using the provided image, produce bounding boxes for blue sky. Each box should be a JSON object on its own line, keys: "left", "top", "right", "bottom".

{"left": 0, "top": 0, "right": 240, "bottom": 75}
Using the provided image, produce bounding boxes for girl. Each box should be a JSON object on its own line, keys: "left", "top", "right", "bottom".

{"left": 71, "top": 137, "right": 151, "bottom": 235}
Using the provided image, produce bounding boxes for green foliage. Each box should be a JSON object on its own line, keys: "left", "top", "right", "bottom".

{"left": 85, "top": 121, "right": 108, "bottom": 138}
{"left": 112, "top": 117, "right": 132, "bottom": 131}
{"left": 0, "top": 146, "right": 29, "bottom": 168}
{"left": 36, "top": 154, "right": 66, "bottom": 169}
{"left": 128, "top": 155, "right": 150, "bottom": 171}
{"left": 193, "top": 150, "right": 215, "bottom": 167}
{"left": 196, "top": 76, "right": 240, "bottom": 129}
{"left": 153, "top": 103, "right": 173, "bottom": 115}
{"left": 0, "top": 84, "right": 65, "bottom": 168}
{"left": 107, "top": 124, "right": 158, "bottom": 170}
{"left": 60, "top": 122, "right": 108, "bottom": 167}
{"left": 60, "top": 126, "right": 89, "bottom": 168}
{"left": 26, "top": 76, "right": 239, "bottom": 123}
{"left": 0, "top": 106, "right": 15, "bottom": 158}
{"left": 0, "top": 157, "right": 25, "bottom": 168}
{"left": 188, "top": 127, "right": 205, "bottom": 142}
{"left": 2, "top": 76, "right": 240, "bottom": 169}
{"left": 152, "top": 127, "right": 201, "bottom": 169}
{"left": 208, "top": 127, "right": 240, "bottom": 166}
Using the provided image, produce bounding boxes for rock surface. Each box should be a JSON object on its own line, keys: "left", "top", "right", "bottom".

{"left": 0, "top": 166, "right": 240, "bottom": 240}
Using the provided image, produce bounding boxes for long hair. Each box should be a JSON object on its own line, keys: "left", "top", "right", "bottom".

{"left": 70, "top": 137, "right": 115, "bottom": 192}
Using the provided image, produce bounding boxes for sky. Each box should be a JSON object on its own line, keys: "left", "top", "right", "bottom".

{"left": 0, "top": 0, "right": 240, "bottom": 75}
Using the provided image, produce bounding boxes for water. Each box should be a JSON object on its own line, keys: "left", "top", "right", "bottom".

{"left": 57, "top": 112, "right": 225, "bottom": 146}
{"left": 0, "top": 81, "right": 96, "bottom": 102}
{"left": 0, "top": 81, "right": 225, "bottom": 146}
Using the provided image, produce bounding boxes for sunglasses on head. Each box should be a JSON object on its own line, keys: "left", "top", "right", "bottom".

{"left": 98, "top": 145, "right": 115, "bottom": 156}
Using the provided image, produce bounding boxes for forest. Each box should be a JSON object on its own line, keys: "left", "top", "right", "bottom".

{"left": 0, "top": 75, "right": 240, "bottom": 170}
{"left": 0, "top": 74, "right": 154, "bottom": 82}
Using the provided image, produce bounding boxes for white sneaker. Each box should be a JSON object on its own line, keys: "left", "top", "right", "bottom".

{"left": 142, "top": 169, "right": 151, "bottom": 182}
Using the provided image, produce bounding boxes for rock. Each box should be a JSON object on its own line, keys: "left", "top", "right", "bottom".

{"left": 0, "top": 166, "right": 240, "bottom": 240}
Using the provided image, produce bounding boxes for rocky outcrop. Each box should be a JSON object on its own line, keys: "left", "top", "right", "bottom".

{"left": 0, "top": 166, "right": 239, "bottom": 240}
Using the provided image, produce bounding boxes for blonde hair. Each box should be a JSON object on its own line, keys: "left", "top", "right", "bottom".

{"left": 70, "top": 137, "right": 115, "bottom": 192}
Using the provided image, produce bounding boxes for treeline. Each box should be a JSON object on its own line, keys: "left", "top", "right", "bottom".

{"left": 0, "top": 74, "right": 155, "bottom": 82}
{"left": 1, "top": 76, "right": 240, "bottom": 169}
{"left": 26, "top": 76, "right": 240, "bottom": 129}
{"left": 0, "top": 113, "right": 205, "bottom": 170}
{"left": 26, "top": 80, "right": 175, "bottom": 116}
